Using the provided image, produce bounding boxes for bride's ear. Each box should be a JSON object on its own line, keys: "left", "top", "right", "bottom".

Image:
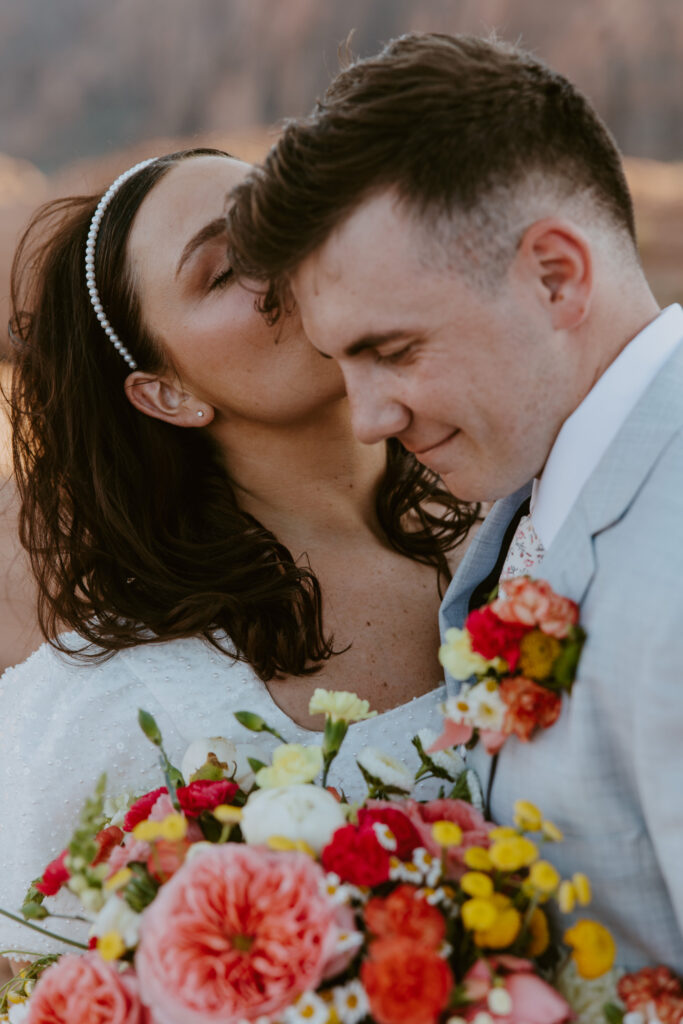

{"left": 124, "top": 371, "right": 214, "bottom": 427}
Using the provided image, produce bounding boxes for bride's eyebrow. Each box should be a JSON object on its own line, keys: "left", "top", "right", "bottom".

{"left": 175, "top": 217, "right": 228, "bottom": 278}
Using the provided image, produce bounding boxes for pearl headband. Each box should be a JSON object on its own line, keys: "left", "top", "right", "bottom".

{"left": 84, "top": 157, "right": 157, "bottom": 370}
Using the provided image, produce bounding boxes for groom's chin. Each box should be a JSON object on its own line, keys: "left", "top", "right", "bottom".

{"left": 440, "top": 468, "right": 528, "bottom": 505}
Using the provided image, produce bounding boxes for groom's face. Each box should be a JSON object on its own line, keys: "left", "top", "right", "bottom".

{"left": 291, "top": 191, "right": 567, "bottom": 502}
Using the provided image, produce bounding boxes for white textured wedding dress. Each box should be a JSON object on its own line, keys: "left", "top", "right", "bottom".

{"left": 0, "top": 634, "right": 447, "bottom": 957}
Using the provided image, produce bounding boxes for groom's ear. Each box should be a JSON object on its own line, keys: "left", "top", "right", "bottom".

{"left": 516, "top": 218, "right": 593, "bottom": 330}
{"left": 123, "top": 371, "right": 214, "bottom": 427}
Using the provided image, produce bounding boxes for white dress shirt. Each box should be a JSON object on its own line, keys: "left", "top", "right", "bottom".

{"left": 532, "top": 303, "right": 683, "bottom": 549}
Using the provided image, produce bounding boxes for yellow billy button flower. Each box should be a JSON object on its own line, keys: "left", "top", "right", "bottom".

{"left": 461, "top": 872, "right": 494, "bottom": 899}
{"left": 489, "top": 836, "right": 539, "bottom": 872}
{"left": 464, "top": 846, "right": 494, "bottom": 872}
{"left": 528, "top": 907, "right": 551, "bottom": 956}
{"left": 518, "top": 629, "right": 562, "bottom": 681}
{"left": 308, "top": 689, "right": 377, "bottom": 723}
{"left": 104, "top": 868, "right": 133, "bottom": 892}
{"left": 461, "top": 898, "right": 498, "bottom": 931}
{"left": 528, "top": 860, "right": 561, "bottom": 895}
{"left": 558, "top": 880, "right": 576, "bottom": 914}
{"left": 432, "top": 821, "right": 463, "bottom": 847}
{"left": 255, "top": 743, "right": 323, "bottom": 788}
{"left": 488, "top": 826, "right": 518, "bottom": 841}
{"left": 159, "top": 813, "right": 188, "bottom": 842}
{"left": 97, "top": 931, "right": 126, "bottom": 962}
{"left": 564, "top": 920, "right": 616, "bottom": 979}
{"left": 132, "top": 820, "right": 162, "bottom": 842}
{"left": 213, "top": 804, "right": 243, "bottom": 825}
{"left": 572, "top": 873, "right": 592, "bottom": 906}
{"left": 474, "top": 893, "right": 521, "bottom": 949}
{"left": 513, "top": 800, "right": 543, "bottom": 832}
{"left": 542, "top": 820, "right": 564, "bottom": 842}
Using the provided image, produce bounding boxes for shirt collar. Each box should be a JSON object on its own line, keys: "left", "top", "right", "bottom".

{"left": 531, "top": 303, "right": 683, "bottom": 548}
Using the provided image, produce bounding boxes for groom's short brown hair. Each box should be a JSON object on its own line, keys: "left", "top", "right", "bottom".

{"left": 227, "top": 32, "right": 636, "bottom": 312}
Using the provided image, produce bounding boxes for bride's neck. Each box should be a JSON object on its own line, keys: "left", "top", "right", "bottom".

{"left": 210, "top": 400, "right": 387, "bottom": 550}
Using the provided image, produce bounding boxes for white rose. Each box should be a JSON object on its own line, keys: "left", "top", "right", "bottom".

{"left": 180, "top": 736, "right": 267, "bottom": 790}
{"left": 241, "top": 784, "right": 346, "bottom": 854}
{"left": 356, "top": 747, "right": 413, "bottom": 791}
{"left": 8, "top": 1002, "right": 31, "bottom": 1024}
{"left": 90, "top": 894, "right": 141, "bottom": 948}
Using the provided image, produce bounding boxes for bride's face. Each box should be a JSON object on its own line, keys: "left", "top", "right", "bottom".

{"left": 126, "top": 155, "right": 345, "bottom": 425}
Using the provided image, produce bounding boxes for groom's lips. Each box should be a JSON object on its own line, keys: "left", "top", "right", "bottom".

{"left": 409, "top": 429, "right": 460, "bottom": 459}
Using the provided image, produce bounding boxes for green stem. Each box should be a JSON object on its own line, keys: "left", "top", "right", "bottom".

{"left": 0, "top": 908, "right": 88, "bottom": 950}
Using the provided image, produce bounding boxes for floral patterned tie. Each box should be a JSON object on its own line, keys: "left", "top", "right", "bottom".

{"left": 500, "top": 514, "right": 545, "bottom": 580}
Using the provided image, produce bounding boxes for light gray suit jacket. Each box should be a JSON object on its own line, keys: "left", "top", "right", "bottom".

{"left": 440, "top": 338, "right": 683, "bottom": 970}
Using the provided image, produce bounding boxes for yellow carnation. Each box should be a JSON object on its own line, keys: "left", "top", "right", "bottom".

{"left": 513, "top": 800, "right": 543, "bottom": 832}
{"left": 159, "top": 813, "right": 188, "bottom": 842}
{"left": 489, "top": 836, "right": 539, "bottom": 872}
{"left": 255, "top": 743, "right": 323, "bottom": 788}
{"left": 461, "top": 872, "right": 494, "bottom": 899}
{"left": 308, "top": 689, "right": 376, "bottom": 723}
{"left": 528, "top": 859, "right": 561, "bottom": 895}
{"left": 517, "top": 630, "right": 562, "bottom": 681}
{"left": 564, "top": 920, "right": 616, "bottom": 979}
{"left": 488, "top": 826, "right": 518, "bottom": 841}
{"left": 461, "top": 898, "right": 498, "bottom": 931}
{"left": 438, "top": 628, "right": 499, "bottom": 680}
{"left": 541, "top": 819, "right": 564, "bottom": 842}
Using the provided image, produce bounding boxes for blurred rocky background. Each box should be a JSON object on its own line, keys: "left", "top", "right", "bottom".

{"left": 0, "top": 0, "right": 682, "bottom": 669}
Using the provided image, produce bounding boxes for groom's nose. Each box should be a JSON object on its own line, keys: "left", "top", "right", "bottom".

{"left": 343, "top": 366, "right": 411, "bottom": 445}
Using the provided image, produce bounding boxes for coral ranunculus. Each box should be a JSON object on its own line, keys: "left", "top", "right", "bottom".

{"left": 499, "top": 677, "right": 562, "bottom": 742}
{"left": 25, "top": 953, "right": 150, "bottom": 1024}
{"left": 362, "top": 936, "right": 453, "bottom": 1024}
{"left": 492, "top": 578, "right": 579, "bottom": 639}
{"left": 364, "top": 885, "right": 446, "bottom": 947}
{"left": 135, "top": 845, "right": 354, "bottom": 1024}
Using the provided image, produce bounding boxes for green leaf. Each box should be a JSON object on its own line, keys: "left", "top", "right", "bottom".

{"left": 20, "top": 901, "right": 48, "bottom": 920}
{"left": 247, "top": 757, "right": 267, "bottom": 774}
{"left": 553, "top": 630, "right": 586, "bottom": 691}
{"left": 138, "top": 709, "right": 163, "bottom": 746}
{"left": 603, "top": 1002, "right": 624, "bottom": 1024}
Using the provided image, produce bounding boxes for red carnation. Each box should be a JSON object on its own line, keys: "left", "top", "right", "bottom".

{"left": 92, "top": 826, "right": 125, "bottom": 866}
{"left": 35, "top": 849, "right": 70, "bottom": 896}
{"left": 499, "top": 676, "right": 562, "bottom": 742}
{"left": 364, "top": 885, "right": 446, "bottom": 947}
{"left": 322, "top": 824, "right": 391, "bottom": 886}
{"left": 465, "top": 605, "right": 530, "bottom": 671}
{"left": 357, "top": 806, "right": 422, "bottom": 860}
{"left": 175, "top": 779, "right": 239, "bottom": 818}
{"left": 123, "top": 787, "right": 168, "bottom": 832}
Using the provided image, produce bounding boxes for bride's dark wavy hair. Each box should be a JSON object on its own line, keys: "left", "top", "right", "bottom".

{"left": 9, "top": 147, "right": 478, "bottom": 681}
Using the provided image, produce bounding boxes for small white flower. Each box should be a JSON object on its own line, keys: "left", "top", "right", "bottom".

{"left": 332, "top": 979, "right": 370, "bottom": 1023}
{"left": 472, "top": 1013, "right": 495, "bottom": 1024}
{"left": 623, "top": 1014, "right": 647, "bottom": 1024}
{"left": 90, "top": 894, "right": 141, "bottom": 948}
{"left": 442, "top": 687, "right": 475, "bottom": 725}
{"left": 241, "top": 784, "right": 345, "bottom": 854}
{"left": 412, "top": 847, "right": 442, "bottom": 887}
{"left": 467, "top": 679, "right": 506, "bottom": 731}
{"left": 389, "top": 855, "right": 424, "bottom": 883}
{"left": 7, "top": 1003, "right": 31, "bottom": 1024}
{"left": 356, "top": 748, "right": 413, "bottom": 791}
{"left": 417, "top": 728, "right": 466, "bottom": 778}
{"left": 488, "top": 987, "right": 513, "bottom": 1015}
{"left": 322, "top": 872, "right": 365, "bottom": 906}
{"left": 283, "top": 990, "right": 330, "bottom": 1024}
{"left": 103, "top": 791, "right": 136, "bottom": 829}
{"left": 372, "top": 822, "right": 397, "bottom": 851}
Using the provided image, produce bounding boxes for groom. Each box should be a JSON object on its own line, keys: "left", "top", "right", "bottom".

{"left": 227, "top": 34, "right": 683, "bottom": 968}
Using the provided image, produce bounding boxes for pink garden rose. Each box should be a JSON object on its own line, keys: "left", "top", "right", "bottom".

{"left": 492, "top": 578, "right": 579, "bottom": 639}
{"left": 26, "top": 953, "right": 151, "bottom": 1024}
{"left": 135, "top": 844, "right": 358, "bottom": 1023}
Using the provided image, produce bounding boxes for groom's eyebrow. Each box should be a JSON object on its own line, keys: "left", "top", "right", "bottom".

{"left": 176, "top": 217, "right": 228, "bottom": 277}
{"left": 344, "top": 329, "right": 413, "bottom": 358}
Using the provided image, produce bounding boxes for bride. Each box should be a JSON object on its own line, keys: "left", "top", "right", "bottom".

{"left": 0, "top": 148, "right": 477, "bottom": 959}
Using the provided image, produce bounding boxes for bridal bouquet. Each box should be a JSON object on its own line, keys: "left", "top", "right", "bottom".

{"left": 435, "top": 577, "right": 586, "bottom": 755}
{"left": 1, "top": 690, "right": 616, "bottom": 1024}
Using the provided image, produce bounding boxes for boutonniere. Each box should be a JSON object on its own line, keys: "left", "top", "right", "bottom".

{"left": 432, "top": 577, "right": 586, "bottom": 756}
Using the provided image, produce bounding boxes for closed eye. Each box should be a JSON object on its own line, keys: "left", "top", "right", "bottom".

{"left": 374, "top": 343, "right": 414, "bottom": 365}
{"left": 209, "top": 267, "right": 234, "bottom": 291}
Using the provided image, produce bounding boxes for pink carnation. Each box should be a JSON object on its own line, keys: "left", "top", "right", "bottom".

{"left": 135, "top": 845, "right": 356, "bottom": 1023}
{"left": 123, "top": 788, "right": 168, "bottom": 832}
{"left": 492, "top": 578, "right": 578, "bottom": 639}
{"left": 35, "top": 849, "right": 70, "bottom": 897}
{"left": 380, "top": 799, "right": 492, "bottom": 877}
{"left": 26, "top": 953, "right": 151, "bottom": 1024}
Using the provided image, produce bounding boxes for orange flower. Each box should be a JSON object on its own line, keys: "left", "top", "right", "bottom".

{"left": 362, "top": 936, "right": 453, "bottom": 1024}
{"left": 364, "top": 884, "right": 446, "bottom": 948}
{"left": 499, "top": 676, "right": 562, "bottom": 742}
